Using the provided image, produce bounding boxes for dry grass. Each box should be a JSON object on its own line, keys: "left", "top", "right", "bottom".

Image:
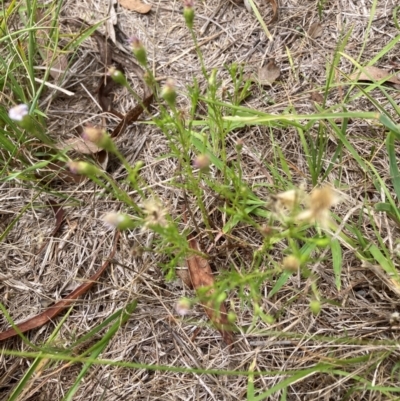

{"left": 1, "top": 0, "right": 400, "bottom": 400}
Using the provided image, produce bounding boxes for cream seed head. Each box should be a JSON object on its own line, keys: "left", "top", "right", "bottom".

{"left": 142, "top": 199, "right": 168, "bottom": 229}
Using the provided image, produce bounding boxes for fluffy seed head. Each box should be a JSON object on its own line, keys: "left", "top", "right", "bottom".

{"left": 142, "top": 199, "right": 168, "bottom": 229}
{"left": 297, "top": 186, "right": 339, "bottom": 227}
{"left": 282, "top": 255, "right": 300, "bottom": 272}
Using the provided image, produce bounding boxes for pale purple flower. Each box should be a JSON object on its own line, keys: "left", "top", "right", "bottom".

{"left": 9, "top": 104, "right": 29, "bottom": 121}
{"left": 193, "top": 154, "right": 210, "bottom": 170}
{"left": 175, "top": 298, "right": 191, "bottom": 316}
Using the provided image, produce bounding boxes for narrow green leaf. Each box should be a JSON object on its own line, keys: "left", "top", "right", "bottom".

{"left": 368, "top": 244, "right": 399, "bottom": 280}
{"left": 268, "top": 271, "right": 292, "bottom": 299}
{"left": 331, "top": 239, "right": 342, "bottom": 290}
{"left": 386, "top": 132, "right": 400, "bottom": 200}
{"left": 380, "top": 114, "right": 400, "bottom": 140}
{"left": 63, "top": 300, "right": 137, "bottom": 401}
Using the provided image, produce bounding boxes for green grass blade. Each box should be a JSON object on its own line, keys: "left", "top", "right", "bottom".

{"left": 386, "top": 132, "right": 400, "bottom": 201}
{"left": 331, "top": 238, "right": 342, "bottom": 290}
{"left": 63, "top": 300, "right": 137, "bottom": 400}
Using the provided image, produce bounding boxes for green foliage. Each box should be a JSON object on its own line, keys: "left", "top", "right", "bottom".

{"left": 1, "top": 0, "right": 400, "bottom": 398}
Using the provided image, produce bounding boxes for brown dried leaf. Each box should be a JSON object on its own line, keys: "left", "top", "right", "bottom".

{"left": 176, "top": 269, "right": 193, "bottom": 289}
{"left": 187, "top": 238, "right": 234, "bottom": 346}
{"left": 47, "top": 200, "right": 65, "bottom": 238}
{"left": 61, "top": 137, "right": 103, "bottom": 154}
{"left": 42, "top": 47, "right": 68, "bottom": 81}
{"left": 258, "top": 60, "right": 280, "bottom": 86}
{"left": 266, "top": 0, "right": 279, "bottom": 23}
{"left": 349, "top": 66, "right": 400, "bottom": 84}
{"left": 0, "top": 233, "right": 120, "bottom": 342}
{"left": 118, "top": 0, "right": 152, "bottom": 13}
{"left": 308, "top": 22, "right": 323, "bottom": 39}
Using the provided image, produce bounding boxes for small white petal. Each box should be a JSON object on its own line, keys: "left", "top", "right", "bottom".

{"left": 103, "top": 212, "right": 125, "bottom": 229}
{"left": 8, "top": 104, "right": 29, "bottom": 121}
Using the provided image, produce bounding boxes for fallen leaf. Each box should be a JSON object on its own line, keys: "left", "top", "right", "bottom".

{"left": 308, "top": 22, "right": 323, "bottom": 39}
{"left": 186, "top": 237, "right": 234, "bottom": 346}
{"left": 350, "top": 66, "right": 400, "bottom": 85}
{"left": 266, "top": 0, "right": 279, "bottom": 23}
{"left": 58, "top": 136, "right": 109, "bottom": 171}
{"left": 0, "top": 233, "right": 120, "bottom": 342}
{"left": 118, "top": 0, "right": 152, "bottom": 13}
{"left": 257, "top": 60, "right": 280, "bottom": 86}
{"left": 61, "top": 137, "right": 103, "bottom": 155}
{"left": 176, "top": 269, "right": 193, "bottom": 289}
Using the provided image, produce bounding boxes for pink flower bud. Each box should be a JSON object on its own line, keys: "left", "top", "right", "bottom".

{"left": 193, "top": 154, "right": 210, "bottom": 170}
{"left": 82, "top": 126, "right": 115, "bottom": 152}
{"left": 183, "top": 0, "right": 195, "bottom": 29}
{"left": 161, "top": 79, "right": 177, "bottom": 108}
{"left": 67, "top": 161, "right": 100, "bottom": 176}
{"left": 129, "top": 36, "right": 147, "bottom": 67}
{"left": 175, "top": 298, "right": 191, "bottom": 316}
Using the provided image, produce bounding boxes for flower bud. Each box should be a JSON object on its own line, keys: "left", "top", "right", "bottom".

{"left": 82, "top": 126, "right": 116, "bottom": 152}
{"left": 129, "top": 36, "right": 147, "bottom": 67}
{"left": 310, "top": 300, "right": 321, "bottom": 315}
{"left": 235, "top": 138, "right": 244, "bottom": 152}
{"left": 193, "top": 154, "right": 210, "bottom": 171}
{"left": 68, "top": 161, "right": 100, "bottom": 176}
{"left": 260, "top": 224, "right": 273, "bottom": 237}
{"left": 8, "top": 104, "right": 53, "bottom": 145}
{"left": 161, "top": 79, "right": 177, "bottom": 108}
{"left": 175, "top": 297, "right": 191, "bottom": 316}
{"left": 183, "top": 0, "right": 195, "bottom": 29}
{"left": 208, "top": 68, "right": 217, "bottom": 86}
{"left": 108, "top": 67, "right": 128, "bottom": 87}
{"left": 282, "top": 255, "right": 300, "bottom": 272}
{"left": 227, "top": 311, "right": 236, "bottom": 323}
{"left": 103, "top": 212, "right": 135, "bottom": 231}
